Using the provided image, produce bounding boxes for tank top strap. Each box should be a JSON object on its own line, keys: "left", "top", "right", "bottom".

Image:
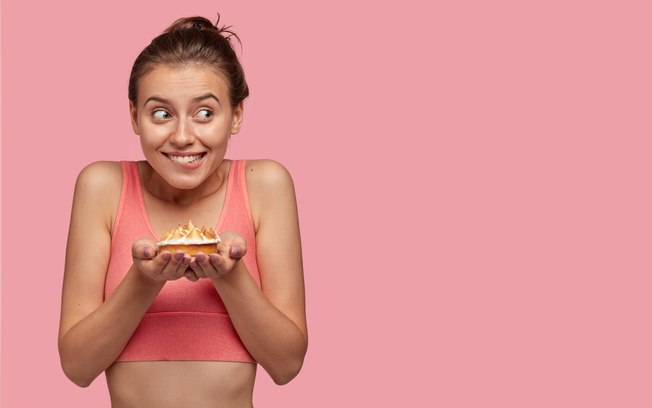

{"left": 121, "top": 160, "right": 141, "bottom": 191}
{"left": 112, "top": 161, "right": 149, "bottom": 241}
{"left": 221, "top": 160, "right": 259, "bottom": 285}
{"left": 222, "top": 160, "right": 253, "bottom": 231}
{"left": 228, "top": 160, "right": 249, "bottom": 209}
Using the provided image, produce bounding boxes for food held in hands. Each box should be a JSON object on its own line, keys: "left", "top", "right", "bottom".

{"left": 157, "top": 221, "right": 221, "bottom": 255}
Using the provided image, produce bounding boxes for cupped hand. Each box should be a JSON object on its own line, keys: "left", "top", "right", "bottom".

{"left": 132, "top": 237, "right": 192, "bottom": 283}
{"left": 187, "top": 231, "right": 247, "bottom": 281}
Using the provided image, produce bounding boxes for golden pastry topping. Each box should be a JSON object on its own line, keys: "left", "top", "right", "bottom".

{"left": 157, "top": 221, "right": 221, "bottom": 245}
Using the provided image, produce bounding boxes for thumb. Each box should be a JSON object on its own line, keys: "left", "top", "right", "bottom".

{"left": 229, "top": 245, "right": 246, "bottom": 259}
{"left": 132, "top": 237, "right": 159, "bottom": 260}
{"left": 218, "top": 231, "right": 247, "bottom": 259}
{"left": 215, "top": 241, "right": 246, "bottom": 259}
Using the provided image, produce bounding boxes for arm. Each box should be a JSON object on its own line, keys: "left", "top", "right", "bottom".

{"left": 222, "top": 160, "right": 307, "bottom": 384}
{"left": 190, "top": 160, "right": 307, "bottom": 384}
{"left": 58, "top": 162, "right": 190, "bottom": 387}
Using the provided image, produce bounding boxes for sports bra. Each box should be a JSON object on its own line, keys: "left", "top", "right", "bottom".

{"left": 104, "top": 160, "right": 259, "bottom": 362}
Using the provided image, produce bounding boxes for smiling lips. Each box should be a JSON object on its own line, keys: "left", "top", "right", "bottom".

{"left": 164, "top": 152, "right": 206, "bottom": 164}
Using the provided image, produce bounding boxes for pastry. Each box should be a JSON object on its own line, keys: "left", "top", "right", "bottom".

{"left": 157, "top": 221, "right": 221, "bottom": 255}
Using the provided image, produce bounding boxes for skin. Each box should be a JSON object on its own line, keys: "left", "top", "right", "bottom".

{"left": 58, "top": 64, "right": 307, "bottom": 407}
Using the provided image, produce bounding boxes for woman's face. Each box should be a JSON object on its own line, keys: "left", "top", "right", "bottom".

{"left": 130, "top": 63, "right": 243, "bottom": 190}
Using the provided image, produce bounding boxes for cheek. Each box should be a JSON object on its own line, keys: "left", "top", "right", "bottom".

{"left": 198, "top": 124, "right": 231, "bottom": 144}
{"left": 138, "top": 132, "right": 166, "bottom": 155}
{"left": 139, "top": 124, "right": 168, "bottom": 143}
{"left": 139, "top": 137, "right": 155, "bottom": 156}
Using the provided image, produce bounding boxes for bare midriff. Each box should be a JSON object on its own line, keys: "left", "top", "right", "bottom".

{"left": 106, "top": 361, "right": 256, "bottom": 408}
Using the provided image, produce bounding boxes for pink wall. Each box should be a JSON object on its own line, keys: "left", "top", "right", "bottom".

{"left": 3, "top": 0, "right": 652, "bottom": 406}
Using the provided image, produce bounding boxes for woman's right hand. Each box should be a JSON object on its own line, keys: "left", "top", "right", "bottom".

{"left": 132, "top": 237, "right": 191, "bottom": 282}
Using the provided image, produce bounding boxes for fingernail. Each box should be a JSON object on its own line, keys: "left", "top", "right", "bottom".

{"left": 144, "top": 247, "right": 152, "bottom": 258}
{"left": 230, "top": 247, "right": 241, "bottom": 257}
{"left": 161, "top": 252, "right": 171, "bottom": 262}
{"left": 195, "top": 254, "right": 205, "bottom": 263}
{"left": 175, "top": 252, "right": 184, "bottom": 261}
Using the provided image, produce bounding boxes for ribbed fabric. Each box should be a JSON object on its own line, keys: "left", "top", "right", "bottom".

{"left": 104, "top": 160, "right": 259, "bottom": 362}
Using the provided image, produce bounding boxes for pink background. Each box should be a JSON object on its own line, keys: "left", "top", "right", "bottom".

{"left": 3, "top": 0, "right": 652, "bottom": 406}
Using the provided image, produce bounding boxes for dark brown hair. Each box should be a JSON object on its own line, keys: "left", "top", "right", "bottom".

{"left": 128, "top": 16, "right": 249, "bottom": 107}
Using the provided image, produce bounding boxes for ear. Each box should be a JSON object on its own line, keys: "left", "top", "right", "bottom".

{"left": 230, "top": 102, "right": 244, "bottom": 135}
{"left": 129, "top": 101, "right": 141, "bottom": 135}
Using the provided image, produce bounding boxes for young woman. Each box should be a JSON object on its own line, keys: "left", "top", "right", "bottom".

{"left": 58, "top": 16, "right": 307, "bottom": 407}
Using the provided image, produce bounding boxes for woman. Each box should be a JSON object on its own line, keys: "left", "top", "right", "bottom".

{"left": 58, "top": 16, "right": 307, "bottom": 407}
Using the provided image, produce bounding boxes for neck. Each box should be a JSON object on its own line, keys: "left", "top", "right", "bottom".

{"left": 139, "top": 161, "right": 229, "bottom": 206}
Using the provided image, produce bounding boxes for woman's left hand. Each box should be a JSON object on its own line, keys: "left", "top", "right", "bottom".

{"left": 186, "top": 230, "right": 247, "bottom": 281}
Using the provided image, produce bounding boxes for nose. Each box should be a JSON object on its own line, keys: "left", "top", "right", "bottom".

{"left": 170, "top": 119, "right": 195, "bottom": 146}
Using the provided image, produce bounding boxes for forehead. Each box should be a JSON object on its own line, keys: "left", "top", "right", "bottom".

{"left": 138, "top": 63, "right": 230, "bottom": 101}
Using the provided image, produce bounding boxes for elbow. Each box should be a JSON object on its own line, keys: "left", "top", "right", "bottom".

{"left": 71, "top": 377, "right": 94, "bottom": 389}
{"left": 273, "top": 375, "right": 297, "bottom": 386}
{"left": 269, "top": 356, "right": 305, "bottom": 386}
{"left": 271, "top": 371, "right": 299, "bottom": 386}
{"left": 59, "top": 351, "right": 98, "bottom": 388}
{"left": 270, "top": 334, "right": 308, "bottom": 385}
{"left": 61, "top": 365, "right": 95, "bottom": 388}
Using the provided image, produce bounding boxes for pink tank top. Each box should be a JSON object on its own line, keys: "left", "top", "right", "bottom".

{"left": 104, "top": 160, "right": 259, "bottom": 362}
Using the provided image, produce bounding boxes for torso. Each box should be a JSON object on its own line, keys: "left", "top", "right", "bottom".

{"left": 106, "top": 361, "right": 256, "bottom": 407}
{"left": 102, "top": 159, "right": 260, "bottom": 407}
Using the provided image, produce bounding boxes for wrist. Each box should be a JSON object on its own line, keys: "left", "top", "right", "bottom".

{"left": 129, "top": 264, "right": 167, "bottom": 292}
{"left": 211, "top": 259, "right": 247, "bottom": 286}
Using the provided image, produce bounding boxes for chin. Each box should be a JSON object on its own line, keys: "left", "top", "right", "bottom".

{"left": 165, "top": 177, "right": 206, "bottom": 190}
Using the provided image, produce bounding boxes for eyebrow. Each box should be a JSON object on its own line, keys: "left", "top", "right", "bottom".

{"left": 143, "top": 93, "right": 221, "bottom": 106}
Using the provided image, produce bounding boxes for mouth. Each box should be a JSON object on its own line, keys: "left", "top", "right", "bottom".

{"left": 163, "top": 152, "right": 207, "bottom": 165}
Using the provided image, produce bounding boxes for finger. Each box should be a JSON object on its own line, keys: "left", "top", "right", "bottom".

{"left": 209, "top": 253, "right": 226, "bottom": 271}
{"left": 229, "top": 246, "right": 245, "bottom": 258}
{"left": 185, "top": 270, "right": 199, "bottom": 282}
{"left": 216, "top": 237, "right": 246, "bottom": 260}
{"left": 133, "top": 244, "right": 158, "bottom": 260}
{"left": 232, "top": 237, "right": 247, "bottom": 256}
{"left": 189, "top": 253, "right": 209, "bottom": 278}
{"left": 132, "top": 237, "right": 160, "bottom": 259}
{"left": 161, "top": 251, "right": 188, "bottom": 280}
{"left": 215, "top": 242, "right": 226, "bottom": 254}
{"left": 155, "top": 252, "right": 172, "bottom": 269}
{"left": 179, "top": 253, "right": 192, "bottom": 274}
{"left": 147, "top": 251, "right": 171, "bottom": 272}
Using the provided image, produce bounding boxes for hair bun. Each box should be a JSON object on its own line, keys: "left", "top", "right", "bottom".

{"left": 163, "top": 15, "right": 241, "bottom": 45}
{"left": 129, "top": 14, "right": 249, "bottom": 106}
{"left": 164, "top": 16, "right": 219, "bottom": 33}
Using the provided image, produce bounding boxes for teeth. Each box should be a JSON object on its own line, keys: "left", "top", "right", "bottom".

{"left": 168, "top": 154, "right": 203, "bottom": 164}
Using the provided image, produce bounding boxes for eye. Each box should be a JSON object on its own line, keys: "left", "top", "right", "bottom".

{"left": 152, "top": 109, "right": 171, "bottom": 121}
{"left": 196, "top": 109, "right": 213, "bottom": 121}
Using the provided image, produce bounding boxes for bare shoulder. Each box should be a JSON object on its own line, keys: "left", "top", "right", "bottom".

{"left": 244, "top": 160, "right": 298, "bottom": 231}
{"left": 75, "top": 161, "right": 123, "bottom": 192}
{"left": 244, "top": 159, "right": 295, "bottom": 190}
{"left": 72, "top": 161, "right": 123, "bottom": 230}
